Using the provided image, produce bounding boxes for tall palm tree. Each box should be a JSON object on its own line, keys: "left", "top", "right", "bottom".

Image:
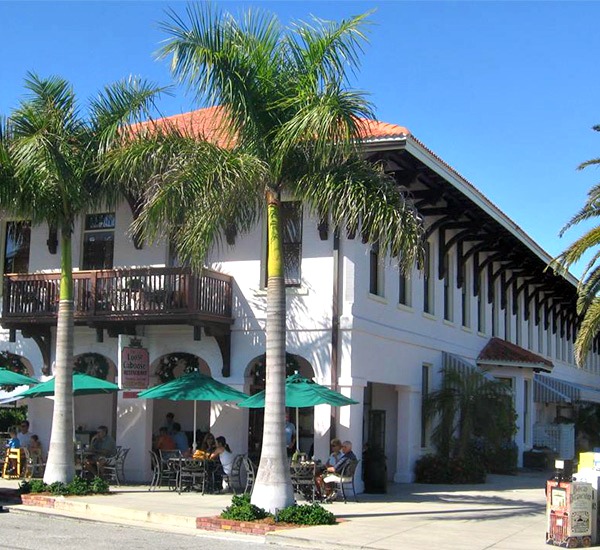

{"left": 103, "top": 5, "right": 423, "bottom": 512}
{"left": 0, "top": 73, "right": 165, "bottom": 483}
{"left": 553, "top": 124, "right": 600, "bottom": 366}
{"left": 425, "top": 367, "right": 515, "bottom": 460}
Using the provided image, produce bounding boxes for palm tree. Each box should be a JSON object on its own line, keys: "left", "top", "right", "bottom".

{"left": 553, "top": 124, "right": 600, "bottom": 366}
{"left": 0, "top": 73, "right": 165, "bottom": 483}
{"left": 425, "top": 367, "right": 515, "bottom": 460}
{"left": 103, "top": 5, "right": 423, "bottom": 512}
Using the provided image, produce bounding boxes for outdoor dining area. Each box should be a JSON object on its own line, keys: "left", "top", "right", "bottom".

{"left": 2, "top": 367, "right": 361, "bottom": 502}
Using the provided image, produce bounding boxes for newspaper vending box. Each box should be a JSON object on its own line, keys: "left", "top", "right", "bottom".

{"left": 546, "top": 480, "right": 594, "bottom": 547}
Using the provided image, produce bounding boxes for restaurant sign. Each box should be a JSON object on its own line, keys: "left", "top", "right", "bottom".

{"left": 118, "top": 335, "right": 150, "bottom": 390}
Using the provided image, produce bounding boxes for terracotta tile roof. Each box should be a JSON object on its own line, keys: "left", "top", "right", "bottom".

{"left": 130, "top": 106, "right": 235, "bottom": 147}
{"left": 130, "top": 107, "right": 411, "bottom": 146}
{"left": 357, "top": 118, "right": 410, "bottom": 139}
{"left": 477, "top": 337, "right": 553, "bottom": 372}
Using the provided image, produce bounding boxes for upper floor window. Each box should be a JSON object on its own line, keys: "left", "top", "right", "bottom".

{"left": 399, "top": 265, "right": 411, "bottom": 306}
{"left": 477, "top": 269, "right": 485, "bottom": 333}
{"left": 82, "top": 213, "right": 115, "bottom": 270}
{"left": 443, "top": 254, "right": 453, "bottom": 322}
{"left": 461, "top": 261, "right": 470, "bottom": 328}
{"left": 423, "top": 242, "right": 434, "bottom": 314}
{"left": 369, "top": 243, "right": 384, "bottom": 297}
{"left": 265, "top": 201, "right": 302, "bottom": 287}
{"left": 4, "top": 221, "right": 31, "bottom": 274}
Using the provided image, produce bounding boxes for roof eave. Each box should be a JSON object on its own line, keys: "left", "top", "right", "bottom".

{"left": 477, "top": 359, "right": 553, "bottom": 373}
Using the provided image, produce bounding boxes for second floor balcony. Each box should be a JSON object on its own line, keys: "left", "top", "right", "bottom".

{"left": 1, "top": 267, "right": 233, "bottom": 330}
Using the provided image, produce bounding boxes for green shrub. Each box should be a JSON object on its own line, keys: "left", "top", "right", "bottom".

{"left": 414, "top": 454, "right": 486, "bottom": 484}
{"left": 89, "top": 476, "right": 110, "bottom": 494}
{"left": 221, "top": 494, "right": 270, "bottom": 521}
{"left": 49, "top": 481, "right": 69, "bottom": 495}
{"left": 277, "top": 503, "right": 336, "bottom": 525}
{"left": 485, "top": 441, "right": 518, "bottom": 475}
{"left": 68, "top": 476, "right": 93, "bottom": 495}
{"left": 19, "top": 476, "right": 109, "bottom": 496}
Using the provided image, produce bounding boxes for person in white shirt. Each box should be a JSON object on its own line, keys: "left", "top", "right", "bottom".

{"left": 17, "top": 420, "right": 32, "bottom": 448}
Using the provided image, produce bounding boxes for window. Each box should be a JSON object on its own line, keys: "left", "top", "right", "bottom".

{"left": 4, "top": 221, "right": 31, "bottom": 273}
{"left": 399, "top": 266, "right": 411, "bottom": 306}
{"left": 537, "top": 310, "right": 544, "bottom": 354}
{"left": 82, "top": 213, "right": 115, "bottom": 270}
{"left": 421, "top": 364, "right": 431, "bottom": 448}
{"left": 443, "top": 254, "right": 453, "bottom": 322}
{"left": 369, "top": 244, "right": 384, "bottom": 297}
{"left": 461, "top": 261, "right": 470, "bottom": 328}
{"left": 477, "top": 270, "right": 486, "bottom": 333}
{"left": 264, "top": 201, "right": 303, "bottom": 287}
{"left": 423, "top": 242, "right": 433, "bottom": 314}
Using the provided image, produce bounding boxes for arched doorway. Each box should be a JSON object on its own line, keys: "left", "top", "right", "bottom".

{"left": 245, "top": 353, "right": 315, "bottom": 459}
{"left": 72, "top": 352, "right": 117, "bottom": 443}
{"left": 149, "top": 352, "right": 211, "bottom": 445}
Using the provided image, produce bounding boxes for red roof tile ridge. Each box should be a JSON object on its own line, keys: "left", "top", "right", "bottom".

{"left": 478, "top": 337, "right": 553, "bottom": 368}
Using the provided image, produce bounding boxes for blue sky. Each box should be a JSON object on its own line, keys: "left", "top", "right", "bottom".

{"left": 2, "top": 1, "right": 600, "bottom": 275}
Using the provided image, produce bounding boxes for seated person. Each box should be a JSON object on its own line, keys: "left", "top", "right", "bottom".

{"left": 85, "top": 425, "right": 116, "bottom": 478}
{"left": 4, "top": 428, "right": 21, "bottom": 474}
{"left": 171, "top": 422, "right": 190, "bottom": 456}
{"left": 326, "top": 438, "right": 343, "bottom": 466}
{"left": 154, "top": 427, "right": 176, "bottom": 451}
{"left": 17, "top": 420, "right": 32, "bottom": 449}
{"left": 28, "top": 434, "right": 43, "bottom": 460}
{"left": 210, "top": 436, "right": 234, "bottom": 490}
{"left": 200, "top": 432, "right": 216, "bottom": 454}
{"left": 316, "top": 440, "right": 357, "bottom": 500}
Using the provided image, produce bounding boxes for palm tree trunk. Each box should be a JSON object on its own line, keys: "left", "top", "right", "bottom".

{"left": 43, "top": 229, "right": 75, "bottom": 483}
{"left": 251, "top": 192, "right": 295, "bottom": 513}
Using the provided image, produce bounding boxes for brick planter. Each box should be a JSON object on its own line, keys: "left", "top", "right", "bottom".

{"left": 196, "top": 516, "right": 309, "bottom": 535}
{"left": 20, "top": 494, "right": 56, "bottom": 508}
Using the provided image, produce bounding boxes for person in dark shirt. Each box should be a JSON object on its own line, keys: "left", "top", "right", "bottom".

{"left": 316, "top": 440, "right": 357, "bottom": 500}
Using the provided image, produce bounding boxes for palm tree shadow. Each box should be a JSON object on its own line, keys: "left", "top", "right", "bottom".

{"left": 338, "top": 473, "right": 547, "bottom": 522}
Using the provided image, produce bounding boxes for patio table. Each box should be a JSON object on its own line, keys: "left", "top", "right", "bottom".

{"left": 169, "top": 457, "right": 222, "bottom": 494}
{"left": 290, "top": 460, "right": 322, "bottom": 502}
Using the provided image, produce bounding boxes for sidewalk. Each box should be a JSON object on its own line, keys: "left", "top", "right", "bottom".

{"left": 0, "top": 471, "right": 550, "bottom": 550}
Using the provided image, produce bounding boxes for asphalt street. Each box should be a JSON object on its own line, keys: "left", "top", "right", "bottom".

{"left": 0, "top": 509, "right": 272, "bottom": 550}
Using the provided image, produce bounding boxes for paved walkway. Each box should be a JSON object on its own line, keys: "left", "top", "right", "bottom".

{"left": 0, "top": 471, "right": 551, "bottom": 550}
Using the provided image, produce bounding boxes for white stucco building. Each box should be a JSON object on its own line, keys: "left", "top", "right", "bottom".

{"left": 1, "top": 110, "right": 597, "bottom": 485}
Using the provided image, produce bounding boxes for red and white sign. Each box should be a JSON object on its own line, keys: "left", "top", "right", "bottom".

{"left": 118, "top": 335, "right": 150, "bottom": 390}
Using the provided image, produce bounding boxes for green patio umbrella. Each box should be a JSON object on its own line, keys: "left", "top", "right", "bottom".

{"left": 137, "top": 370, "right": 248, "bottom": 450}
{"left": 0, "top": 368, "right": 39, "bottom": 387}
{"left": 16, "top": 372, "right": 119, "bottom": 398}
{"left": 237, "top": 373, "right": 358, "bottom": 452}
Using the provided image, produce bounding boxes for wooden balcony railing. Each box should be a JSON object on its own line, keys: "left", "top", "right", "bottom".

{"left": 1, "top": 267, "right": 233, "bottom": 326}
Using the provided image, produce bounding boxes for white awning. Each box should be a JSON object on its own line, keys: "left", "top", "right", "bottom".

{"left": 534, "top": 374, "right": 600, "bottom": 405}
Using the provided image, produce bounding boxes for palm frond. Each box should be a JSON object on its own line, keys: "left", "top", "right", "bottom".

{"left": 575, "top": 298, "right": 600, "bottom": 366}
{"left": 159, "top": 4, "right": 282, "bottom": 148}
{"left": 292, "top": 155, "right": 424, "bottom": 272}
{"left": 108, "top": 129, "right": 268, "bottom": 268}
{"left": 89, "top": 76, "right": 171, "bottom": 155}
{"left": 287, "top": 12, "right": 372, "bottom": 87}
{"left": 559, "top": 183, "right": 600, "bottom": 236}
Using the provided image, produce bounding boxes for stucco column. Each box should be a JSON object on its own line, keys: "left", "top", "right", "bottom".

{"left": 116, "top": 391, "right": 154, "bottom": 483}
{"left": 209, "top": 380, "right": 248, "bottom": 455}
{"left": 394, "top": 385, "right": 421, "bottom": 483}
{"left": 337, "top": 377, "right": 366, "bottom": 493}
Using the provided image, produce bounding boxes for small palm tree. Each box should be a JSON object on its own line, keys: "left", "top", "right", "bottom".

{"left": 0, "top": 73, "right": 165, "bottom": 483}
{"left": 103, "top": 5, "right": 423, "bottom": 512}
{"left": 425, "top": 367, "right": 515, "bottom": 460}
{"left": 553, "top": 125, "right": 600, "bottom": 366}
